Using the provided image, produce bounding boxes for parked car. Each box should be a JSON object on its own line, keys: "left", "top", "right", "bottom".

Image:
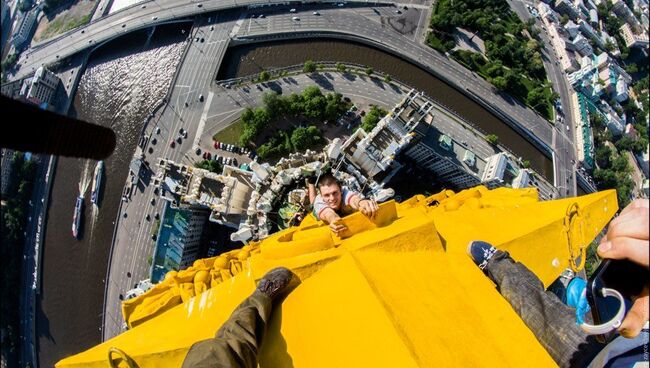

{"left": 214, "top": 141, "right": 220, "bottom": 149}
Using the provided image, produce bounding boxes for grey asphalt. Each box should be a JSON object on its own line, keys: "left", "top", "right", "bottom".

{"left": 102, "top": 13, "right": 238, "bottom": 340}
{"left": 508, "top": 0, "right": 578, "bottom": 195}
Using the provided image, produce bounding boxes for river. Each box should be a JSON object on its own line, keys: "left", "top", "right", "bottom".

{"left": 36, "top": 23, "right": 189, "bottom": 368}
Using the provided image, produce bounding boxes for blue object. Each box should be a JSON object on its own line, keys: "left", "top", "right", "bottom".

{"left": 566, "top": 277, "right": 590, "bottom": 325}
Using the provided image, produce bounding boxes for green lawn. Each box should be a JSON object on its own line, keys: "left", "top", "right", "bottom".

{"left": 213, "top": 120, "right": 245, "bottom": 144}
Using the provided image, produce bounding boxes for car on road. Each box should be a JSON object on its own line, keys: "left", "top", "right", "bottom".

{"left": 151, "top": 234, "right": 157, "bottom": 241}
{"left": 289, "top": 8, "right": 296, "bottom": 12}
{"left": 154, "top": 213, "right": 160, "bottom": 220}
{"left": 337, "top": 3, "right": 344, "bottom": 6}
{"left": 395, "top": 9, "right": 402, "bottom": 14}
{"left": 81, "top": 29, "right": 85, "bottom": 33}
{"left": 152, "top": 16, "right": 158, "bottom": 20}
{"left": 259, "top": 14, "right": 265, "bottom": 18}
{"left": 176, "top": 136, "right": 182, "bottom": 144}
{"left": 566, "top": 125, "right": 570, "bottom": 131}
{"left": 146, "top": 214, "right": 151, "bottom": 221}
{"left": 197, "top": 3, "right": 202, "bottom": 7}
{"left": 313, "top": 11, "right": 320, "bottom": 15}
{"left": 151, "top": 138, "right": 157, "bottom": 145}
{"left": 292, "top": 16, "right": 300, "bottom": 21}
{"left": 170, "top": 140, "right": 176, "bottom": 148}
{"left": 150, "top": 198, "right": 155, "bottom": 205}
{"left": 141, "top": 4, "right": 146, "bottom": 8}
{"left": 195, "top": 147, "right": 202, "bottom": 155}
{"left": 155, "top": 127, "right": 161, "bottom": 134}
{"left": 122, "top": 24, "right": 126, "bottom": 28}
{"left": 199, "top": 94, "right": 204, "bottom": 102}
{"left": 148, "top": 147, "right": 154, "bottom": 154}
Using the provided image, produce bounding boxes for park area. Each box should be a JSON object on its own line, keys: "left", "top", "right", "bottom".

{"left": 426, "top": 0, "right": 556, "bottom": 120}
{"left": 33, "top": 0, "right": 96, "bottom": 43}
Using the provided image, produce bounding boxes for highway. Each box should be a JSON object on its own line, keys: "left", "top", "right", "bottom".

{"left": 10, "top": 0, "right": 394, "bottom": 81}
{"left": 7, "top": 0, "right": 570, "bottom": 342}
{"left": 102, "top": 12, "right": 241, "bottom": 339}
{"left": 14, "top": 0, "right": 555, "bottom": 160}
{"left": 232, "top": 4, "right": 556, "bottom": 154}
{"left": 508, "top": 0, "right": 578, "bottom": 196}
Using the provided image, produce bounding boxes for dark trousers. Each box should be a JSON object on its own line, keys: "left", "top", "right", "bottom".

{"left": 486, "top": 251, "right": 605, "bottom": 368}
{"left": 182, "top": 291, "right": 272, "bottom": 368}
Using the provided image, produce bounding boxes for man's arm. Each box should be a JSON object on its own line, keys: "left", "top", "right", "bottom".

{"left": 307, "top": 182, "right": 317, "bottom": 205}
{"left": 349, "top": 194, "right": 378, "bottom": 220}
{"left": 319, "top": 207, "right": 347, "bottom": 235}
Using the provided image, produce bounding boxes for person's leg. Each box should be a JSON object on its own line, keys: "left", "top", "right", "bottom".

{"left": 469, "top": 241, "right": 604, "bottom": 368}
{"left": 182, "top": 267, "right": 294, "bottom": 368}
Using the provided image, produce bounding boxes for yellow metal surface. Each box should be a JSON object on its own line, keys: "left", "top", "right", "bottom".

{"left": 56, "top": 187, "right": 618, "bottom": 368}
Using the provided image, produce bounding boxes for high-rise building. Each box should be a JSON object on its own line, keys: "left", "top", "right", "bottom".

{"left": 150, "top": 203, "right": 210, "bottom": 282}
{"left": 571, "top": 34, "right": 593, "bottom": 56}
{"left": 21, "top": 67, "right": 60, "bottom": 106}
{"left": 620, "top": 23, "right": 649, "bottom": 49}
{"left": 555, "top": 0, "right": 580, "bottom": 19}
{"left": 612, "top": 0, "right": 642, "bottom": 30}
{"left": 12, "top": 7, "right": 39, "bottom": 49}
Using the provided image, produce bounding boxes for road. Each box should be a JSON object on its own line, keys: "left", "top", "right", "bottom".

{"left": 9, "top": 0, "right": 395, "bottom": 81}
{"left": 13, "top": 0, "right": 555, "bottom": 161}
{"left": 233, "top": 4, "right": 555, "bottom": 155}
{"left": 102, "top": 12, "right": 240, "bottom": 340}
{"left": 508, "top": 0, "right": 578, "bottom": 196}
{"left": 19, "top": 154, "right": 53, "bottom": 368}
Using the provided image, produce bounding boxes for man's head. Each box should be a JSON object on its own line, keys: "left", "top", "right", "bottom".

{"left": 317, "top": 173, "right": 342, "bottom": 210}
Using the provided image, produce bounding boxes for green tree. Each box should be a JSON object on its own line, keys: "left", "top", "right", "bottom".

{"left": 595, "top": 145, "right": 612, "bottom": 168}
{"left": 259, "top": 70, "right": 271, "bottom": 82}
{"left": 365, "top": 67, "right": 374, "bottom": 76}
{"left": 611, "top": 154, "right": 629, "bottom": 172}
{"left": 491, "top": 76, "right": 508, "bottom": 91}
{"left": 303, "top": 59, "right": 317, "bottom": 73}
{"left": 262, "top": 92, "right": 284, "bottom": 117}
{"left": 526, "top": 87, "right": 547, "bottom": 109}
{"left": 384, "top": 75, "right": 392, "bottom": 83}
{"left": 361, "top": 106, "right": 388, "bottom": 132}
{"left": 336, "top": 63, "right": 347, "bottom": 73}
{"left": 560, "top": 14, "right": 569, "bottom": 25}
{"left": 522, "top": 160, "right": 531, "bottom": 168}
{"left": 485, "top": 134, "right": 499, "bottom": 145}
{"left": 291, "top": 126, "right": 322, "bottom": 150}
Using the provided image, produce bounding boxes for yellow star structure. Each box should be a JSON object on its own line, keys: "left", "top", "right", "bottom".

{"left": 57, "top": 186, "right": 618, "bottom": 368}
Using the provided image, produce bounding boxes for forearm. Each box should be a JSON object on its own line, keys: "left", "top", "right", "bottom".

{"left": 350, "top": 194, "right": 363, "bottom": 210}
{"left": 320, "top": 208, "right": 341, "bottom": 225}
